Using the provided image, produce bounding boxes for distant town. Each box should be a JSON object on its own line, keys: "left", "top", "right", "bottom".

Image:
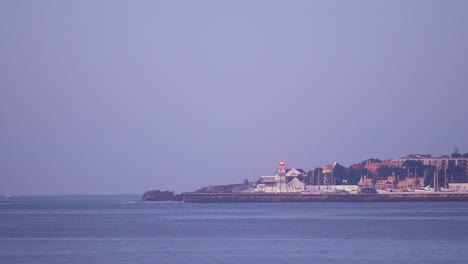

{"left": 190, "top": 150, "right": 468, "bottom": 195}
{"left": 250, "top": 150, "right": 468, "bottom": 194}
{"left": 143, "top": 150, "right": 468, "bottom": 202}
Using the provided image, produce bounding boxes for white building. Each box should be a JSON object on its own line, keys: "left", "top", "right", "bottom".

{"left": 392, "top": 154, "right": 468, "bottom": 170}
{"left": 286, "top": 178, "right": 305, "bottom": 192}
{"left": 256, "top": 161, "right": 302, "bottom": 193}
{"left": 306, "top": 185, "right": 359, "bottom": 194}
{"left": 285, "top": 168, "right": 306, "bottom": 177}
{"left": 448, "top": 183, "right": 468, "bottom": 192}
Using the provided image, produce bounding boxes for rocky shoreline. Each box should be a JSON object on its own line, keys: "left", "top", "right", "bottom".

{"left": 141, "top": 190, "right": 182, "bottom": 201}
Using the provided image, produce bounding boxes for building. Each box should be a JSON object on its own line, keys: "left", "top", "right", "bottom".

{"left": 256, "top": 161, "right": 290, "bottom": 193}
{"left": 322, "top": 163, "right": 337, "bottom": 174}
{"left": 256, "top": 161, "right": 307, "bottom": 193}
{"left": 392, "top": 154, "right": 468, "bottom": 170}
{"left": 285, "top": 168, "right": 306, "bottom": 177}
{"left": 286, "top": 177, "right": 305, "bottom": 192}
{"left": 358, "top": 173, "right": 424, "bottom": 191}
{"left": 357, "top": 175, "right": 374, "bottom": 190}
{"left": 306, "top": 185, "right": 359, "bottom": 194}
{"left": 256, "top": 176, "right": 279, "bottom": 193}
{"left": 448, "top": 183, "right": 468, "bottom": 192}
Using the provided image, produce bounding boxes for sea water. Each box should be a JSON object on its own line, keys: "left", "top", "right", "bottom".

{"left": 1, "top": 195, "right": 468, "bottom": 264}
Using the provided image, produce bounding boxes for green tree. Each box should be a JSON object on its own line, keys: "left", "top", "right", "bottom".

{"left": 423, "top": 165, "right": 436, "bottom": 186}
{"left": 393, "top": 166, "right": 408, "bottom": 178}
{"left": 304, "top": 170, "right": 314, "bottom": 185}
{"left": 447, "top": 165, "right": 467, "bottom": 183}
{"left": 243, "top": 179, "right": 249, "bottom": 188}
{"left": 332, "top": 163, "right": 347, "bottom": 185}
{"left": 346, "top": 167, "right": 367, "bottom": 185}
{"left": 362, "top": 158, "right": 382, "bottom": 164}
{"left": 377, "top": 165, "right": 394, "bottom": 177}
{"left": 402, "top": 160, "right": 425, "bottom": 176}
{"left": 310, "top": 167, "right": 323, "bottom": 185}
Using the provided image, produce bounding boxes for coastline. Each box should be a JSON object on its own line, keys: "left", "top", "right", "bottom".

{"left": 181, "top": 192, "right": 468, "bottom": 203}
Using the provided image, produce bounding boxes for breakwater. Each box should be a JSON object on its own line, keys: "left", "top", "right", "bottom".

{"left": 142, "top": 190, "right": 182, "bottom": 201}
{"left": 182, "top": 192, "right": 468, "bottom": 203}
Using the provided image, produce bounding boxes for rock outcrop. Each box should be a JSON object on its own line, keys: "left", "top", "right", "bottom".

{"left": 142, "top": 190, "right": 182, "bottom": 201}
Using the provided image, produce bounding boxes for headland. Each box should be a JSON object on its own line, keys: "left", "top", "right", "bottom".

{"left": 143, "top": 151, "right": 468, "bottom": 203}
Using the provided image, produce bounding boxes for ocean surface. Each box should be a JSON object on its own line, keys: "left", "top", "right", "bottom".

{"left": 1, "top": 195, "right": 468, "bottom": 264}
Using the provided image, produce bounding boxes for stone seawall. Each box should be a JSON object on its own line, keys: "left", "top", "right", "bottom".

{"left": 182, "top": 192, "right": 468, "bottom": 203}
{"left": 142, "top": 190, "right": 183, "bottom": 201}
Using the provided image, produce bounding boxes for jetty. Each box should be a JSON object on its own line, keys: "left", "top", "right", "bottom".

{"left": 181, "top": 192, "right": 468, "bottom": 203}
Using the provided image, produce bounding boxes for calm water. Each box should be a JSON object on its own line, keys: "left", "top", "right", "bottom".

{"left": 1, "top": 195, "right": 468, "bottom": 264}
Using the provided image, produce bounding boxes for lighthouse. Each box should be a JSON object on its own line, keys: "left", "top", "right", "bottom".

{"left": 277, "top": 160, "right": 287, "bottom": 192}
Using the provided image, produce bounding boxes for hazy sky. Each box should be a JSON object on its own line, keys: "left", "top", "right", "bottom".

{"left": 1, "top": 0, "right": 467, "bottom": 195}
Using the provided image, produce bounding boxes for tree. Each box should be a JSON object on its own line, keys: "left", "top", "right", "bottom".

{"left": 402, "top": 160, "right": 425, "bottom": 176}
{"left": 332, "top": 163, "right": 347, "bottom": 185}
{"left": 377, "top": 165, "right": 394, "bottom": 177}
{"left": 308, "top": 167, "right": 323, "bottom": 185}
{"left": 423, "top": 165, "right": 436, "bottom": 186}
{"left": 463, "top": 152, "right": 468, "bottom": 158}
{"left": 447, "top": 165, "right": 467, "bottom": 183}
{"left": 346, "top": 167, "right": 367, "bottom": 185}
{"left": 304, "top": 170, "right": 314, "bottom": 185}
{"left": 362, "top": 158, "right": 382, "bottom": 164}
{"left": 392, "top": 166, "right": 409, "bottom": 179}
{"left": 451, "top": 147, "right": 462, "bottom": 158}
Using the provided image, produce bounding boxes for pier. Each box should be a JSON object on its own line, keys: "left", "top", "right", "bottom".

{"left": 182, "top": 192, "right": 468, "bottom": 203}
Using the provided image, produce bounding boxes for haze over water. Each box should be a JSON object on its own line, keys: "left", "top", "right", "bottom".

{"left": 2, "top": 1, "right": 468, "bottom": 195}
{"left": 2, "top": 1, "right": 468, "bottom": 263}
{"left": 1, "top": 196, "right": 468, "bottom": 264}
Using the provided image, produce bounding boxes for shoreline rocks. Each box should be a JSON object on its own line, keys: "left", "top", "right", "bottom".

{"left": 141, "top": 190, "right": 182, "bottom": 201}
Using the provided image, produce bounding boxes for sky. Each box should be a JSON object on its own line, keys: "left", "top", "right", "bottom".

{"left": 1, "top": 0, "right": 468, "bottom": 195}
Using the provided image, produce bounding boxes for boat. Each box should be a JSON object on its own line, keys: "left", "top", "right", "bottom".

{"left": 3, "top": 193, "right": 12, "bottom": 199}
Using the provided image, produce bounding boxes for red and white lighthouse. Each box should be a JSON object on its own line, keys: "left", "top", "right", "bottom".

{"left": 276, "top": 160, "right": 287, "bottom": 192}
{"left": 277, "top": 160, "right": 286, "bottom": 176}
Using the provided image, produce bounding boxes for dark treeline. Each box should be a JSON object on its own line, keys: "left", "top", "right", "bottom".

{"left": 301, "top": 159, "right": 467, "bottom": 188}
